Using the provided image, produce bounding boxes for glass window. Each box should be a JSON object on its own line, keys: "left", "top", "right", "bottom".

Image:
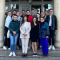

{"left": 10, "top": 0, "right": 19, "bottom": 2}
{"left": 5, "top": 0, "right": 9, "bottom": 2}
{"left": 22, "top": 5, "right": 30, "bottom": 12}
{"left": 32, "top": 0, "right": 41, "bottom": 1}
{"left": 10, "top": 4, "right": 19, "bottom": 12}
{"left": 43, "top": 4, "right": 52, "bottom": 11}
{"left": 43, "top": 0, "right": 52, "bottom": 1}
{"left": 20, "top": 0, "right": 28, "bottom": 2}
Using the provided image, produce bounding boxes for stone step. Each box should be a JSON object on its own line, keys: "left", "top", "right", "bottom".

{"left": 0, "top": 56, "right": 60, "bottom": 60}
{"left": 0, "top": 48, "right": 60, "bottom": 56}
{"left": 0, "top": 48, "right": 60, "bottom": 60}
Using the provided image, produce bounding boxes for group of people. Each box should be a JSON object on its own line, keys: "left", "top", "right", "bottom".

{"left": 3, "top": 9, "right": 57, "bottom": 57}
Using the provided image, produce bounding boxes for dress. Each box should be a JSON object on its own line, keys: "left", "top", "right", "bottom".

{"left": 31, "top": 25, "right": 38, "bottom": 42}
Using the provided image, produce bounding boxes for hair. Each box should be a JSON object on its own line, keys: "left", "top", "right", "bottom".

{"left": 13, "top": 15, "right": 18, "bottom": 17}
{"left": 31, "top": 9, "right": 34, "bottom": 11}
{"left": 31, "top": 17, "right": 38, "bottom": 28}
{"left": 26, "top": 10, "right": 30, "bottom": 12}
{"left": 22, "top": 10, "right": 25, "bottom": 12}
{"left": 45, "top": 11, "right": 48, "bottom": 13}
{"left": 40, "top": 17, "right": 45, "bottom": 21}
{"left": 13, "top": 10, "right": 17, "bottom": 12}
{"left": 20, "top": 16, "right": 27, "bottom": 26}
{"left": 49, "top": 9, "right": 53, "bottom": 11}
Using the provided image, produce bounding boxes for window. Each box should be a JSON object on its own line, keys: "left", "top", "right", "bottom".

{"left": 20, "top": 0, "right": 28, "bottom": 2}
{"left": 10, "top": 0, "right": 19, "bottom": 2}
{"left": 10, "top": 4, "right": 19, "bottom": 12}
{"left": 5, "top": 0, "right": 9, "bottom": 2}
{"left": 43, "top": 0, "right": 52, "bottom": 1}
{"left": 32, "top": 0, "right": 41, "bottom": 1}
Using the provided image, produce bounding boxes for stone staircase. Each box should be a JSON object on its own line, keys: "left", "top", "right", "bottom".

{"left": 0, "top": 48, "right": 60, "bottom": 60}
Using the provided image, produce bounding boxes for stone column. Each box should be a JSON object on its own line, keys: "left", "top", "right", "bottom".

{"left": 54, "top": 0, "right": 60, "bottom": 47}
{"left": 0, "top": 0, "right": 5, "bottom": 47}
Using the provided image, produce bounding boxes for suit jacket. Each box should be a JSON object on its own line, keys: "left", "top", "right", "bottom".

{"left": 20, "top": 22, "right": 31, "bottom": 38}
{"left": 45, "top": 15, "right": 57, "bottom": 30}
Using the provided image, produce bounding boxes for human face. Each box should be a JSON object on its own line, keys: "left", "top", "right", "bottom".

{"left": 17, "top": 12, "right": 20, "bottom": 17}
{"left": 24, "top": 17, "right": 27, "bottom": 22}
{"left": 22, "top": 11, "right": 25, "bottom": 15}
{"left": 49, "top": 10, "right": 53, "bottom": 15}
{"left": 26, "top": 11, "right": 30, "bottom": 15}
{"left": 31, "top": 10, "right": 34, "bottom": 14}
{"left": 13, "top": 11, "right": 17, "bottom": 15}
{"left": 41, "top": 12, "right": 44, "bottom": 16}
{"left": 33, "top": 18, "right": 36, "bottom": 23}
{"left": 45, "top": 11, "right": 48, "bottom": 16}
{"left": 36, "top": 14, "right": 40, "bottom": 18}
{"left": 40, "top": 18, "right": 44, "bottom": 22}
{"left": 8, "top": 12, "right": 11, "bottom": 16}
{"left": 13, "top": 16, "right": 17, "bottom": 21}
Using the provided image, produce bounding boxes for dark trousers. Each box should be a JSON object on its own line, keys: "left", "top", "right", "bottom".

{"left": 49, "top": 27, "right": 55, "bottom": 45}
{"left": 40, "top": 38, "right": 49, "bottom": 54}
{"left": 4, "top": 26, "right": 10, "bottom": 48}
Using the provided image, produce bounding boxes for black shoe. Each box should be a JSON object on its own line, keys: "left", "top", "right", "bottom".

{"left": 25, "top": 54, "right": 27, "bottom": 57}
{"left": 22, "top": 54, "right": 25, "bottom": 57}
{"left": 42, "top": 54, "right": 45, "bottom": 56}
{"left": 45, "top": 54, "right": 48, "bottom": 56}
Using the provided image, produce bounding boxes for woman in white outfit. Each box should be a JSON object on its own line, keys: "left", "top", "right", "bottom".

{"left": 20, "top": 16, "right": 31, "bottom": 57}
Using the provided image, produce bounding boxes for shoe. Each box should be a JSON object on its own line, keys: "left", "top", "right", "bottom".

{"left": 25, "top": 54, "right": 27, "bottom": 57}
{"left": 8, "top": 48, "right": 10, "bottom": 50}
{"left": 3, "top": 46, "right": 7, "bottom": 50}
{"left": 9, "top": 52, "right": 13, "bottom": 56}
{"left": 13, "top": 52, "right": 16, "bottom": 56}
{"left": 52, "top": 46, "right": 55, "bottom": 50}
{"left": 45, "top": 54, "right": 48, "bottom": 56}
{"left": 42, "top": 54, "right": 45, "bottom": 56}
{"left": 22, "top": 54, "right": 25, "bottom": 57}
{"left": 48, "top": 46, "right": 52, "bottom": 50}
{"left": 35, "top": 53, "right": 38, "bottom": 56}
{"left": 33, "top": 54, "right": 35, "bottom": 57}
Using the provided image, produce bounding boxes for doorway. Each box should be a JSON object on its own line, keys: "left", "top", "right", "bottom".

{"left": 31, "top": 5, "right": 41, "bottom": 15}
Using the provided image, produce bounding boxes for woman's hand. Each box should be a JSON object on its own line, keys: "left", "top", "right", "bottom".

{"left": 46, "top": 36, "right": 49, "bottom": 38}
{"left": 13, "top": 31, "right": 16, "bottom": 35}
{"left": 23, "top": 33, "right": 27, "bottom": 36}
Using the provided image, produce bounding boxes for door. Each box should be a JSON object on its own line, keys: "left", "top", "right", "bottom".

{"left": 31, "top": 5, "right": 41, "bottom": 15}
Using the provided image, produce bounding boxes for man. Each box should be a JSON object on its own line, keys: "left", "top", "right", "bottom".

{"left": 21, "top": 10, "right": 26, "bottom": 19}
{"left": 17, "top": 12, "right": 22, "bottom": 23}
{"left": 16, "top": 12, "right": 22, "bottom": 49}
{"left": 31, "top": 9, "right": 36, "bottom": 18}
{"left": 44, "top": 11, "right": 48, "bottom": 18}
{"left": 46, "top": 9, "right": 57, "bottom": 50}
{"left": 3, "top": 11, "right": 12, "bottom": 50}
{"left": 26, "top": 10, "right": 33, "bottom": 23}
{"left": 26, "top": 10, "right": 33, "bottom": 49}
{"left": 40, "top": 11, "right": 44, "bottom": 17}
{"left": 12, "top": 10, "right": 17, "bottom": 20}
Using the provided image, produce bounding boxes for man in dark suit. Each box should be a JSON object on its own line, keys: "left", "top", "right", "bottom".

{"left": 46, "top": 9, "right": 57, "bottom": 50}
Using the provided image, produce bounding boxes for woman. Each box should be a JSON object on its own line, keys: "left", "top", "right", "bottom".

{"left": 39, "top": 17, "right": 49, "bottom": 56}
{"left": 9, "top": 15, "right": 20, "bottom": 56}
{"left": 36, "top": 13, "right": 41, "bottom": 49}
{"left": 20, "top": 16, "right": 31, "bottom": 57}
{"left": 31, "top": 17, "right": 38, "bottom": 56}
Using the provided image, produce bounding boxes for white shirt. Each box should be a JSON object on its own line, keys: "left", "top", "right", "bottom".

{"left": 49, "top": 16, "right": 52, "bottom": 26}
{"left": 5, "top": 16, "right": 12, "bottom": 28}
